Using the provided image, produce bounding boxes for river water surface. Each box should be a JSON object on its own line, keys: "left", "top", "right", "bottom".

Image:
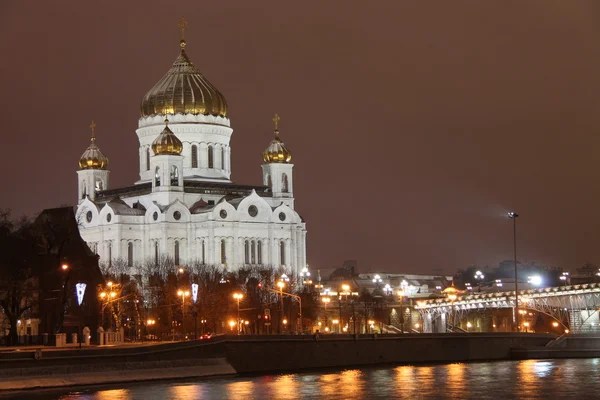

{"left": 3, "top": 358, "right": 600, "bottom": 399}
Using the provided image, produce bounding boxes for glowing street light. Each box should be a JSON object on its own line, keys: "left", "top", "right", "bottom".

{"left": 383, "top": 284, "right": 393, "bottom": 295}
{"left": 300, "top": 266, "right": 312, "bottom": 285}
{"left": 474, "top": 271, "right": 484, "bottom": 292}
{"left": 178, "top": 290, "right": 190, "bottom": 340}
{"left": 508, "top": 211, "right": 520, "bottom": 331}
{"left": 559, "top": 272, "right": 569, "bottom": 285}
{"left": 233, "top": 293, "right": 244, "bottom": 334}
{"left": 372, "top": 274, "right": 382, "bottom": 285}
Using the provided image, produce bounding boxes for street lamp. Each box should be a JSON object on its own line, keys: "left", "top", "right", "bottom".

{"left": 474, "top": 271, "right": 484, "bottom": 292}
{"left": 383, "top": 284, "right": 393, "bottom": 296}
{"left": 397, "top": 290, "right": 405, "bottom": 333}
{"left": 508, "top": 211, "right": 519, "bottom": 331}
{"left": 177, "top": 289, "right": 190, "bottom": 340}
{"left": 233, "top": 293, "right": 243, "bottom": 335}
{"left": 300, "top": 266, "right": 312, "bottom": 285}
{"left": 277, "top": 279, "right": 286, "bottom": 333}
{"left": 559, "top": 272, "right": 569, "bottom": 286}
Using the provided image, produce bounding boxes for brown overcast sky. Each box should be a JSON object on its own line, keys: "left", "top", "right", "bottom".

{"left": 1, "top": 1, "right": 600, "bottom": 275}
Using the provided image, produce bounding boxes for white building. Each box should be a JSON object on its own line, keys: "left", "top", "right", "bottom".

{"left": 74, "top": 22, "right": 306, "bottom": 275}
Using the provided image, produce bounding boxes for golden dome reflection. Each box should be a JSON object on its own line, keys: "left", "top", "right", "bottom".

{"left": 79, "top": 120, "right": 109, "bottom": 170}
{"left": 140, "top": 18, "right": 228, "bottom": 119}
{"left": 152, "top": 118, "right": 183, "bottom": 155}
{"left": 263, "top": 114, "right": 292, "bottom": 164}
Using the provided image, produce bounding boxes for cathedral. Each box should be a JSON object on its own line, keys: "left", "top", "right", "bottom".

{"left": 74, "top": 19, "right": 307, "bottom": 276}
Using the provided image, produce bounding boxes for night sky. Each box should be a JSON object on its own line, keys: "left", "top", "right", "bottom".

{"left": 2, "top": 1, "right": 600, "bottom": 275}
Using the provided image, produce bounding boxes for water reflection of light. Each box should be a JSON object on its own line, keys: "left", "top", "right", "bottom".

{"left": 340, "top": 369, "right": 364, "bottom": 397}
{"left": 517, "top": 360, "right": 538, "bottom": 398}
{"left": 226, "top": 380, "right": 255, "bottom": 398}
{"left": 95, "top": 389, "right": 129, "bottom": 400}
{"left": 446, "top": 363, "right": 466, "bottom": 395}
{"left": 170, "top": 384, "right": 204, "bottom": 399}
{"left": 416, "top": 366, "right": 434, "bottom": 395}
{"left": 272, "top": 374, "right": 299, "bottom": 400}
{"left": 394, "top": 366, "right": 416, "bottom": 393}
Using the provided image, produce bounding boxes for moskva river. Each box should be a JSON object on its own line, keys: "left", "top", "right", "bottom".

{"left": 5, "top": 358, "right": 600, "bottom": 399}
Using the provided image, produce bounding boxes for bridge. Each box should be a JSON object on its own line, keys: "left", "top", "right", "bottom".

{"left": 415, "top": 283, "right": 600, "bottom": 333}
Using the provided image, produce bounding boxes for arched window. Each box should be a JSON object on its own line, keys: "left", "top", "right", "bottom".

{"left": 244, "top": 240, "right": 249, "bottom": 264}
{"left": 171, "top": 166, "right": 179, "bottom": 186}
{"left": 266, "top": 174, "right": 272, "bottom": 188}
{"left": 220, "top": 239, "right": 226, "bottom": 264}
{"left": 155, "top": 167, "right": 161, "bottom": 187}
{"left": 201, "top": 240, "right": 206, "bottom": 264}
{"left": 146, "top": 148, "right": 150, "bottom": 171}
{"left": 191, "top": 145, "right": 198, "bottom": 168}
{"left": 208, "top": 146, "right": 214, "bottom": 168}
{"left": 81, "top": 183, "right": 87, "bottom": 199}
{"left": 251, "top": 240, "right": 256, "bottom": 264}
{"left": 221, "top": 147, "right": 225, "bottom": 170}
{"left": 108, "top": 242, "right": 112, "bottom": 268}
{"left": 154, "top": 241, "right": 159, "bottom": 264}
{"left": 257, "top": 240, "right": 262, "bottom": 265}
{"left": 280, "top": 240, "right": 285, "bottom": 266}
{"left": 95, "top": 180, "right": 103, "bottom": 192}
{"left": 127, "top": 242, "right": 133, "bottom": 267}
{"left": 174, "top": 240, "right": 180, "bottom": 265}
{"left": 282, "top": 173, "right": 289, "bottom": 193}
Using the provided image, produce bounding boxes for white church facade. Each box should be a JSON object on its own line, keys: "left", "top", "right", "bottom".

{"left": 74, "top": 19, "right": 307, "bottom": 276}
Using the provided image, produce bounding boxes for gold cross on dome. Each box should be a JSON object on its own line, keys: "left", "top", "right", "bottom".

{"left": 89, "top": 120, "right": 96, "bottom": 141}
{"left": 272, "top": 113, "right": 280, "bottom": 132}
{"left": 178, "top": 16, "right": 187, "bottom": 41}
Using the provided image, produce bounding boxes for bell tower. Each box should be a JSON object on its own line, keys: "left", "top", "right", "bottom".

{"left": 77, "top": 120, "right": 109, "bottom": 204}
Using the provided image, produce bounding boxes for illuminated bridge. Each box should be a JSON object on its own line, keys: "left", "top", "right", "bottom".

{"left": 415, "top": 283, "right": 600, "bottom": 334}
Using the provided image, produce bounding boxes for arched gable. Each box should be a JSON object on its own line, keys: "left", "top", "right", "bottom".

{"left": 76, "top": 198, "right": 101, "bottom": 227}
{"left": 144, "top": 203, "right": 163, "bottom": 224}
{"left": 237, "top": 190, "right": 273, "bottom": 223}
{"left": 213, "top": 201, "right": 237, "bottom": 221}
{"left": 272, "top": 203, "right": 300, "bottom": 224}
{"left": 163, "top": 199, "right": 191, "bottom": 222}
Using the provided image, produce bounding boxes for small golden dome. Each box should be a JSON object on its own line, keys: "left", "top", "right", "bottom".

{"left": 262, "top": 114, "right": 292, "bottom": 163}
{"left": 79, "top": 120, "right": 109, "bottom": 170}
{"left": 152, "top": 119, "right": 183, "bottom": 155}
{"left": 140, "top": 19, "right": 228, "bottom": 119}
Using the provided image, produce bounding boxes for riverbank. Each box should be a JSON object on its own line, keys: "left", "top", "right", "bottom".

{"left": 0, "top": 333, "right": 567, "bottom": 392}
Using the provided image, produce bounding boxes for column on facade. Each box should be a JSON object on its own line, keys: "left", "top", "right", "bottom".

{"left": 199, "top": 142, "right": 208, "bottom": 169}
{"left": 285, "top": 239, "right": 292, "bottom": 271}
{"left": 226, "top": 237, "right": 234, "bottom": 269}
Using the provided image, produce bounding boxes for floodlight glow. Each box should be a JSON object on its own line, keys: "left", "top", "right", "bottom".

{"left": 528, "top": 275, "right": 542, "bottom": 286}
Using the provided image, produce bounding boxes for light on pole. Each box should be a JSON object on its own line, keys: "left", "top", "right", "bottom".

{"left": 233, "top": 293, "right": 243, "bottom": 334}
{"left": 177, "top": 290, "right": 190, "bottom": 340}
{"left": 474, "top": 271, "right": 484, "bottom": 292}
{"left": 560, "top": 272, "right": 569, "bottom": 286}
{"left": 277, "top": 280, "right": 285, "bottom": 333}
{"left": 508, "top": 211, "right": 519, "bottom": 331}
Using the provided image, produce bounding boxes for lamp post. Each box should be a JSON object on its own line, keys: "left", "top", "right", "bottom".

{"left": 559, "top": 272, "right": 569, "bottom": 286}
{"left": 397, "top": 290, "right": 405, "bottom": 333}
{"left": 177, "top": 289, "right": 190, "bottom": 340}
{"left": 233, "top": 293, "right": 243, "bottom": 335}
{"left": 277, "top": 280, "right": 285, "bottom": 333}
{"left": 508, "top": 211, "right": 519, "bottom": 332}
{"left": 474, "top": 271, "right": 484, "bottom": 292}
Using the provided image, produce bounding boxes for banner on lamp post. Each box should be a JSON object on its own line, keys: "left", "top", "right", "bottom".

{"left": 75, "top": 283, "right": 87, "bottom": 306}
{"left": 191, "top": 283, "right": 199, "bottom": 303}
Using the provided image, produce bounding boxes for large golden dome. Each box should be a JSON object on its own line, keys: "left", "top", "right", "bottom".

{"left": 152, "top": 119, "right": 183, "bottom": 155}
{"left": 140, "top": 25, "right": 228, "bottom": 118}
{"left": 263, "top": 114, "right": 292, "bottom": 163}
{"left": 79, "top": 120, "right": 109, "bottom": 170}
